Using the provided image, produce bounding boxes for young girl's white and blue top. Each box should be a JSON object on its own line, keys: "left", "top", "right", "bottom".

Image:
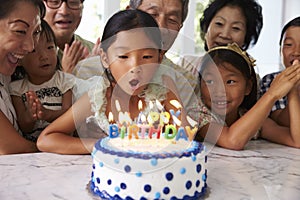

{"left": 9, "top": 71, "right": 75, "bottom": 142}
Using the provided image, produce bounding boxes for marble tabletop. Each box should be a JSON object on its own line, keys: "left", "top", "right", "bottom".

{"left": 0, "top": 139, "right": 299, "bottom": 200}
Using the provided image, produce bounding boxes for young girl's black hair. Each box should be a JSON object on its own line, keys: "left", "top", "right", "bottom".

{"left": 100, "top": 9, "right": 162, "bottom": 85}
{"left": 100, "top": 9, "right": 162, "bottom": 52}
{"left": 279, "top": 16, "right": 300, "bottom": 46}
{"left": 199, "top": 48, "right": 257, "bottom": 110}
{"left": 11, "top": 19, "right": 61, "bottom": 81}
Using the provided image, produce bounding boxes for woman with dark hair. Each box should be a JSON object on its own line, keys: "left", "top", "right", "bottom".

{"left": 37, "top": 10, "right": 183, "bottom": 155}
{"left": 200, "top": 0, "right": 263, "bottom": 51}
{"left": 179, "top": 0, "right": 263, "bottom": 75}
{"left": 0, "top": 0, "right": 45, "bottom": 154}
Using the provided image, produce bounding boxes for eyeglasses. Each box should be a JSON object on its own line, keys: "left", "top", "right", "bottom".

{"left": 44, "top": 0, "right": 83, "bottom": 10}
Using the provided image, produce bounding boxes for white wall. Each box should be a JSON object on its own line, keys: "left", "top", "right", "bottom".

{"left": 248, "top": 0, "right": 300, "bottom": 77}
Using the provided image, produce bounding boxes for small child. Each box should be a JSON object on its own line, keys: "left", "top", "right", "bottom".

{"left": 260, "top": 16, "right": 300, "bottom": 148}
{"left": 196, "top": 43, "right": 300, "bottom": 150}
{"left": 9, "top": 20, "right": 75, "bottom": 142}
{"left": 37, "top": 9, "right": 182, "bottom": 154}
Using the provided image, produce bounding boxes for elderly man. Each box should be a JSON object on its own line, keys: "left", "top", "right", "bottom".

{"left": 43, "top": 0, "right": 100, "bottom": 73}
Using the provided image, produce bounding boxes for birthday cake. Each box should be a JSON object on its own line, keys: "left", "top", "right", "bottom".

{"left": 90, "top": 135, "right": 207, "bottom": 199}
{"left": 89, "top": 99, "right": 207, "bottom": 199}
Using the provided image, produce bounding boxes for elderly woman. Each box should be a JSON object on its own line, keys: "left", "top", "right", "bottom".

{"left": 0, "top": 0, "right": 45, "bottom": 154}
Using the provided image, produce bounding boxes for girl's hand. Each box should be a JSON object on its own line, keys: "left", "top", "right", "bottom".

{"left": 268, "top": 63, "right": 300, "bottom": 100}
{"left": 25, "top": 91, "right": 40, "bottom": 121}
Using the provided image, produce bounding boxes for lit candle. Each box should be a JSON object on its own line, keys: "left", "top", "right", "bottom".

{"left": 137, "top": 100, "right": 143, "bottom": 124}
{"left": 138, "top": 114, "right": 149, "bottom": 139}
{"left": 149, "top": 101, "right": 154, "bottom": 109}
{"left": 186, "top": 115, "right": 197, "bottom": 127}
{"left": 108, "top": 112, "right": 119, "bottom": 138}
{"left": 170, "top": 100, "right": 182, "bottom": 124}
{"left": 128, "top": 124, "right": 139, "bottom": 140}
{"left": 170, "top": 100, "right": 182, "bottom": 110}
{"left": 155, "top": 100, "right": 164, "bottom": 111}
{"left": 148, "top": 125, "right": 161, "bottom": 139}
{"left": 115, "top": 99, "right": 132, "bottom": 125}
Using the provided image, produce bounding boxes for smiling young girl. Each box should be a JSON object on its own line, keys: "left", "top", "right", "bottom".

{"left": 9, "top": 20, "right": 75, "bottom": 142}
{"left": 260, "top": 17, "right": 300, "bottom": 148}
{"left": 37, "top": 9, "right": 182, "bottom": 154}
{"left": 196, "top": 43, "right": 300, "bottom": 150}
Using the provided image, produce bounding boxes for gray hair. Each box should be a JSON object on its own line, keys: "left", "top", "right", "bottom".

{"left": 129, "top": 0, "right": 189, "bottom": 23}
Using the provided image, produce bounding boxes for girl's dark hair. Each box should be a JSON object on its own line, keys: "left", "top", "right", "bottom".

{"left": 0, "top": 0, "right": 45, "bottom": 20}
{"left": 199, "top": 49, "right": 257, "bottom": 110}
{"left": 40, "top": 19, "right": 61, "bottom": 70}
{"left": 200, "top": 0, "right": 263, "bottom": 51}
{"left": 100, "top": 9, "right": 162, "bottom": 52}
{"left": 279, "top": 16, "right": 300, "bottom": 46}
{"left": 11, "top": 19, "right": 61, "bottom": 81}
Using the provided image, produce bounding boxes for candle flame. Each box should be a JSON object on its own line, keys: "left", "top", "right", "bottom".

{"left": 170, "top": 100, "right": 182, "bottom": 109}
{"left": 155, "top": 100, "right": 164, "bottom": 111}
{"left": 108, "top": 112, "right": 113, "bottom": 122}
{"left": 115, "top": 100, "right": 121, "bottom": 112}
{"left": 138, "top": 100, "right": 143, "bottom": 110}
{"left": 149, "top": 101, "right": 154, "bottom": 109}
{"left": 141, "top": 114, "right": 146, "bottom": 123}
{"left": 173, "top": 115, "right": 181, "bottom": 126}
{"left": 186, "top": 115, "right": 197, "bottom": 127}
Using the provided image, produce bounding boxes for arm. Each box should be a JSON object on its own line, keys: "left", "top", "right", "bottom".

{"left": 261, "top": 117, "right": 300, "bottom": 148}
{"left": 287, "top": 84, "right": 300, "bottom": 147}
{"left": 199, "top": 64, "right": 300, "bottom": 150}
{"left": 262, "top": 81, "right": 300, "bottom": 148}
{"left": 0, "top": 111, "right": 38, "bottom": 155}
{"left": 199, "top": 93, "right": 277, "bottom": 150}
{"left": 269, "top": 60, "right": 300, "bottom": 126}
{"left": 269, "top": 109, "right": 289, "bottom": 126}
{"left": 37, "top": 93, "right": 98, "bottom": 154}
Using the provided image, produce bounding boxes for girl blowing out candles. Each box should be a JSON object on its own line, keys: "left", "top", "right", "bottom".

{"left": 37, "top": 9, "right": 185, "bottom": 154}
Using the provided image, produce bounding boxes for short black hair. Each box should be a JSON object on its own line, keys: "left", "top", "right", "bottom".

{"left": 0, "top": 0, "right": 45, "bottom": 20}
{"left": 279, "top": 16, "right": 300, "bottom": 46}
{"left": 100, "top": 9, "right": 161, "bottom": 52}
{"left": 200, "top": 0, "right": 263, "bottom": 51}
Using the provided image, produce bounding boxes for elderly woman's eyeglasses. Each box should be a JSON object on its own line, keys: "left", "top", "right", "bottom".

{"left": 44, "top": 0, "right": 83, "bottom": 10}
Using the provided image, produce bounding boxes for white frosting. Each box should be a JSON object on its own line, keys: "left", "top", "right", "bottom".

{"left": 106, "top": 138, "right": 193, "bottom": 153}
{"left": 91, "top": 137, "right": 207, "bottom": 199}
